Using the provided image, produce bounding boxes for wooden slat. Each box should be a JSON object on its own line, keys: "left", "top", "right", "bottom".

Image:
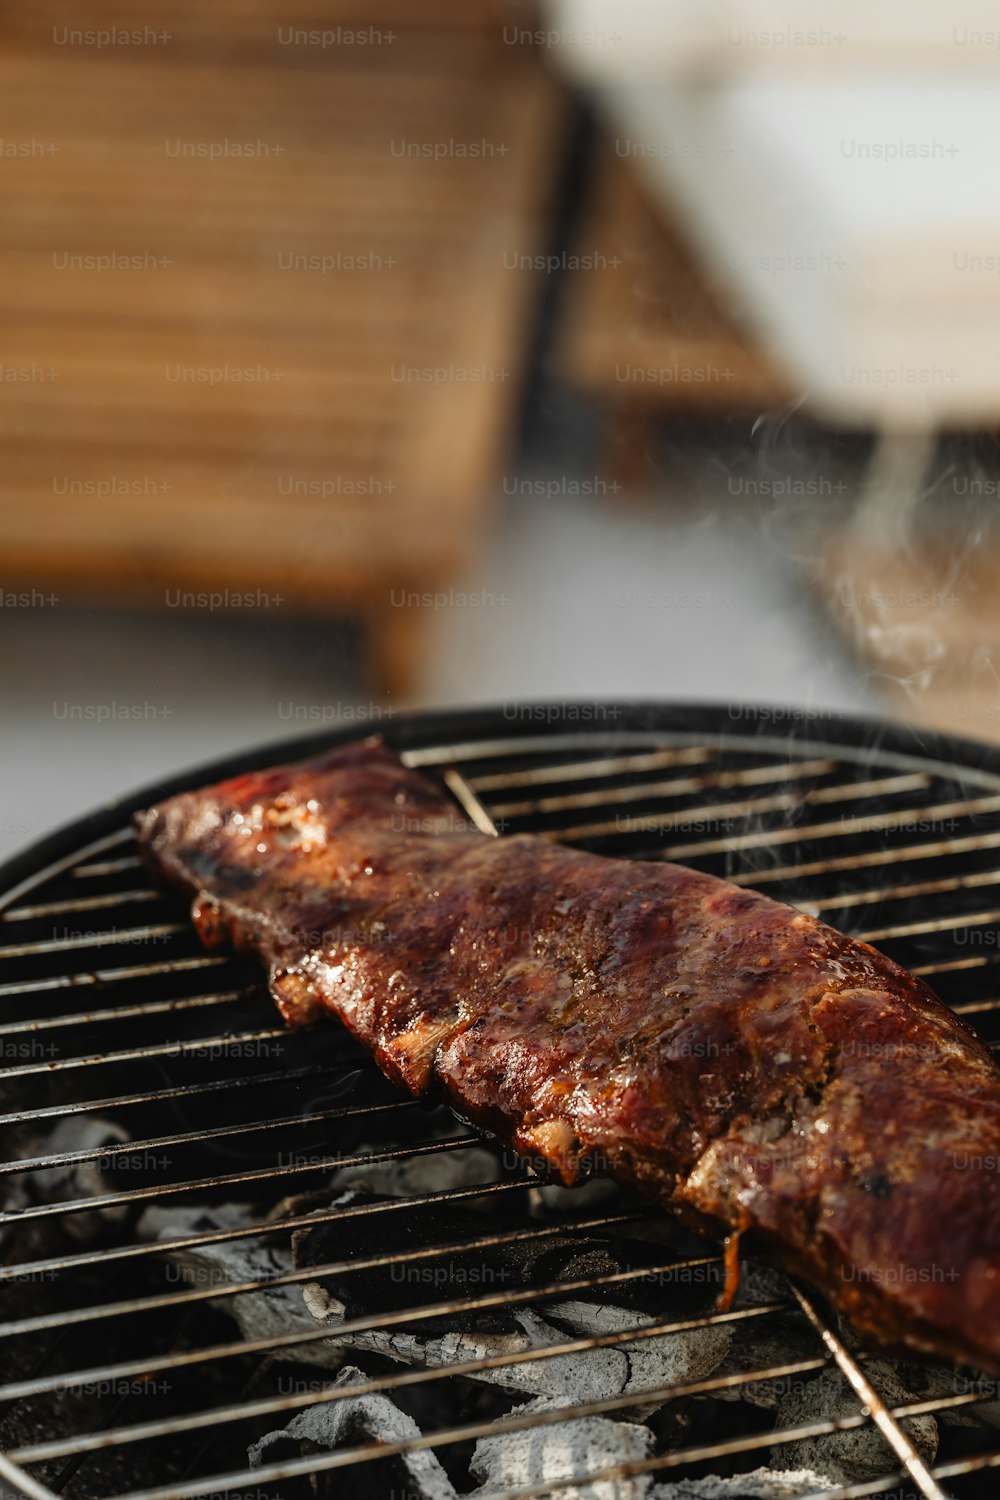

{"left": 0, "top": 7, "right": 566, "bottom": 690}
{"left": 0, "top": 0, "right": 501, "bottom": 54}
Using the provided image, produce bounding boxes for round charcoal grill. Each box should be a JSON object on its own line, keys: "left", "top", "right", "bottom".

{"left": 1, "top": 702, "right": 999, "bottom": 1500}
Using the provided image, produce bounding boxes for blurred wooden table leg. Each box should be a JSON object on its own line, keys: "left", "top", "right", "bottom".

{"left": 601, "top": 397, "right": 654, "bottom": 496}
{"left": 367, "top": 596, "right": 427, "bottom": 701}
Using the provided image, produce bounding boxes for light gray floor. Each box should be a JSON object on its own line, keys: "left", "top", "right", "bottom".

{"left": 0, "top": 455, "right": 879, "bottom": 864}
{"left": 415, "top": 487, "right": 876, "bottom": 711}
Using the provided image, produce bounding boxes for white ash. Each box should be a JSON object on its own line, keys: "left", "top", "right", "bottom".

{"left": 246, "top": 1368, "right": 656, "bottom": 1500}
{"left": 136, "top": 1183, "right": 504, "bottom": 1374}
{"left": 136, "top": 1191, "right": 732, "bottom": 1407}
{"left": 301, "top": 1262, "right": 535, "bottom": 1387}
{"left": 471, "top": 1396, "right": 655, "bottom": 1500}
{"left": 648, "top": 1470, "right": 839, "bottom": 1499}
{"left": 303, "top": 1272, "right": 731, "bottom": 1408}
{"left": 327, "top": 1142, "right": 502, "bottom": 1197}
{"left": 136, "top": 1200, "right": 343, "bottom": 1366}
{"left": 302, "top": 1142, "right": 733, "bottom": 1403}
{"left": 135, "top": 1193, "right": 539, "bottom": 1383}
{"left": 132, "top": 1147, "right": 997, "bottom": 1498}
{"left": 244, "top": 1366, "right": 836, "bottom": 1500}
{"left": 248, "top": 1363, "right": 454, "bottom": 1500}
{"left": 325, "top": 1137, "right": 621, "bottom": 1221}
{"left": 531, "top": 1177, "right": 627, "bottom": 1216}
{"left": 512, "top": 1301, "right": 732, "bottom": 1414}
{"left": 18, "top": 1116, "right": 132, "bottom": 1241}
{"left": 772, "top": 1362, "right": 938, "bottom": 1484}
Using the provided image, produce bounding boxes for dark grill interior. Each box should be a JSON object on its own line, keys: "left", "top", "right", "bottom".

{"left": 1, "top": 705, "right": 999, "bottom": 1500}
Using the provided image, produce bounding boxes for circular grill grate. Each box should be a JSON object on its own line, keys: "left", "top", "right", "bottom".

{"left": 1, "top": 703, "right": 999, "bottom": 1500}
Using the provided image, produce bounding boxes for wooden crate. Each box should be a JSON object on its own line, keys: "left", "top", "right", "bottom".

{"left": 0, "top": 2, "right": 565, "bottom": 693}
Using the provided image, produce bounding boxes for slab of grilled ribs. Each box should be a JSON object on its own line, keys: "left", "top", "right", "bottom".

{"left": 136, "top": 739, "right": 1000, "bottom": 1373}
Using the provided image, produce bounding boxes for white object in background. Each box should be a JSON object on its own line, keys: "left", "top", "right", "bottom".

{"left": 605, "top": 75, "right": 1000, "bottom": 430}
{"left": 544, "top": 0, "right": 1000, "bottom": 80}
{"left": 545, "top": 1, "right": 1000, "bottom": 537}
{"left": 604, "top": 73, "right": 1000, "bottom": 539}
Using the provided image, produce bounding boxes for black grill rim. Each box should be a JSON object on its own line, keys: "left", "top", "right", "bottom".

{"left": 3, "top": 697, "right": 1000, "bottom": 1500}
{"left": 4, "top": 697, "right": 1000, "bottom": 903}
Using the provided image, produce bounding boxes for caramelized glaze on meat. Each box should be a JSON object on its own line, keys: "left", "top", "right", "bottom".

{"left": 136, "top": 738, "right": 1000, "bottom": 1373}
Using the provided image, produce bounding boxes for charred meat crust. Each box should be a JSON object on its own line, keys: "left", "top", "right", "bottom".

{"left": 135, "top": 737, "right": 1000, "bottom": 1374}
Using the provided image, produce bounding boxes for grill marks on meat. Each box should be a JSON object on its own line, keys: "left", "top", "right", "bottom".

{"left": 135, "top": 739, "right": 1000, "bottom": 1374}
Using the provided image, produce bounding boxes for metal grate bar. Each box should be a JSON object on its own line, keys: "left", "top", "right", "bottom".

{"left": 452, "top": 1433, "right": 999, "bottom": 1500}
{"left": 466, "top": 744, "right": 717, "bottom": 791}
{"left": 953, "top": 994, "right": 1000, "bottom": 1016}
{"left": 73, "top": 856, "right": 143, "bottom": 878}
{"left": 799, "top": 1478, "right": 916, "bottom": 1500}
{"left": 792, "top": 1283, "right": 949, "bottom": 1500}
{"left": 0, "top": 1026, "right": 290, "bottom": 1080}
{"left": 489, "top": 756, "right": 843, "bottom": 816}
{"left": 0, "top": 1098, "right": 417, "bottom": 1178}
{"left": 0, "top": 987, "right": 255, "bottom": 1040}
{"left": 0, "top": 1263, "right": 789, "bottom": 1402}
{"left": 441, "top": 766, "right": 499, "bottom": 836}
{"left": 933, "top": 1450, "right": 1000, "bottom": 1484}
{"left": 0, "top": 924, "right": 186, "bottom": 960}
{"left": 858, "top": 907, "right": 1000, "bottom": 942}
{"left": 0, "top": 1134, "right": 481, "bottom": 1225}
{"left": 885, "top": 1390, "right": 1000, "bottom": 1422}
{"left": 0, "top": 830, "right": 134, "bottom": 916}
{"left": 779, "top": 1456, "right": 1000, "bottom": 1500}
{"left": 729, "top": 826, "right": 1000, "bottom": 886}
{"left": 0, "top": 1453, "right": 57, "bottom": 1500}
{"left": 816, "top": 867, "right": 1000, "bottom": 913}
{"left": 98, "top": 1359, "right": 892, "bottom": 1500}
{"left": 424, "top": 1405, "right": 984, "bottom": 1500}
{"left": 401, "top": 734, "right": 707, "bottom": 772}
{"left": 912, "top": 954, "right": 1000, "bottom": 976}
{"left": 0, "top": 954, "right": 232, "bottom": 1000}
{"left": 9, "top": 1339, "right": 832, "bottom": 1467}
{"left": 0, "top": 1060, "right": 347, "bottom": 1127}
{"left": 0, "top": 1176, "right": 537, "bottom": 1283}
{"left": 545, "top": 772, "right": 935, "bottom": 845}
{"left": 0, "top": 1209, "right": 650, "bottom": 1337}
{"left": 2, "top": 889, "right": 163, "bottom": 922}
{"left": 659, "top": 790, "right": 1000, "bottom": 862}
{"left": 230, "top": 1380, "right": 980, "bottom": 1500}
